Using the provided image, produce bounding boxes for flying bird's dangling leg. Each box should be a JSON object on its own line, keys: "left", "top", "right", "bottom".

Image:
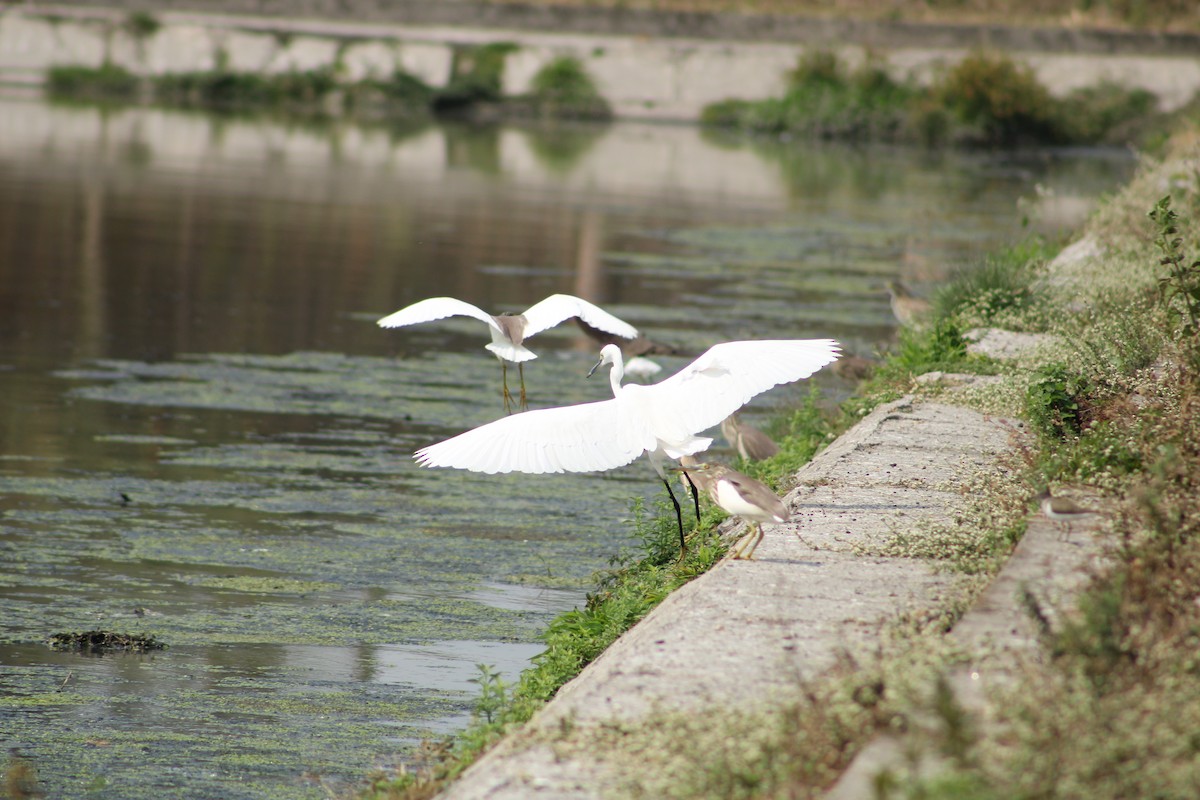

{"left": 518, "top": 362, "right": 528, "bottom": 411}
{"left": 500, "top": 362, "right": 514, "bottom": 415}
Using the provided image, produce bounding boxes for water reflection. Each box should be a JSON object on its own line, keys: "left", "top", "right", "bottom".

{"left": 0, "top": 95, "right": 1134, "bottom": 798}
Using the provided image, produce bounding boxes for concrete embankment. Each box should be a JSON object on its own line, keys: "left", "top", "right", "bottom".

{"left": 2, "top": 2, "right": 1200, "bottom": 120}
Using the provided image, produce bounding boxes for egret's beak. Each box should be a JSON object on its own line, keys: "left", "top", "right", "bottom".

{"left": 587, "top": 357, "right": 603, "bottom": 378}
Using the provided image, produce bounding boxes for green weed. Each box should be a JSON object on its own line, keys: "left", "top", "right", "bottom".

{"left": 124, "top": 11, "right": 161, "bottom": 39}
{"left": 1024, "top": 362, "right": 1090, "bottom": 439}
{"left": 1149, "top": 195, "right": 1200, "bottom": 354}
{"left": 932, "top": 239, "right": 1050, "bottom": 328}
{"left": 931, "top": 51, "right": 1058, "bottom": 146}
{"left": 46, "top": 64, "right": 140, "bottom": 101}
{"left": 704, "top": 50, "right": 1155, "bottom": 147}
{"left": 154, "top": 68, "right": 338, "bottom": 111}
{"left": 701, "top": 50, "right": 914, "bottom": 141}
{"left": 434, "top": 42, "right": 518, "bottom": 111}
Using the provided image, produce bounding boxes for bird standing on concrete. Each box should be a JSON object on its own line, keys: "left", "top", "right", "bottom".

{"left": 1034, "top": 488, "right": 1094, "bottom": 536}
{"left": 378, "top": 294, "right": 640, "bottom": 413}
{"left": 720, "top": 413, "right": 780, "bottom": 461}
{"left": 679, "top": 457, "right": 790, "bottom": 560}
{"left": 414, "top": 339, "right": 840, "bottom": 551}
{"left": 886, "top": 280, "right": 933, "bottom": 328}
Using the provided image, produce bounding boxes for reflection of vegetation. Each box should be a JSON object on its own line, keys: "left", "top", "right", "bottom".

{"left": 443, "top": 122, "right": 503, "bottom": 174}
{"left": 705, "top": 49, "right": 1166, "bottom": 148}
{"left": 736, "top": 134, "right": 905, "bottom": 202}
{"left": 523, "top": 122, "right": 606, "bottom": 173}
{"left": 524, "top": 57, "right": 612, "bottom": 121}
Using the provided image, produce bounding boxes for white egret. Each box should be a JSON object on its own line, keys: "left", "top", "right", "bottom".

{"left": 678, "top": 457, "right": 789, "bottom": 560}
{"left": 720, "top": 413, "right": 780, "bottom": 461}
{"left": 414, "top": 338, "right": 840, "bottom": 550}
{"left": 377, "top": 294, "right": 639, "bottom": 412}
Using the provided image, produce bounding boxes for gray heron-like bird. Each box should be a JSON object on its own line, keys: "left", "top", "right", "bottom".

{"left": 720, "top": 413, "right": 780, "bottom": 461}
{"left": 679, "top": 457, "right": 790, "bottom": 560}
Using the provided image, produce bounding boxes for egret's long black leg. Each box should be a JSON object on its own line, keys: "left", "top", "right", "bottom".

{"left": 501, "top": 362, "right": 513, "bottom": 414}
{"left": 661, "top": 478, "right": 686, "bottom": 556}
{"left": 682, "top": 471, "right": 701, "bottom": 523}
{"left": 518, "top": 362, "right": 528, "bottom": 411}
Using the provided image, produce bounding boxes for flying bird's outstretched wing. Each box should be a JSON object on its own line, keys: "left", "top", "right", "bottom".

{"left": 640, "top": 339, "right": 841, "bottom": 440}
{"left": 521, "top": 295, "right": 639, "bottom": 340}
{"left": 377, "top": 298, "right": 501, "bottom": 333}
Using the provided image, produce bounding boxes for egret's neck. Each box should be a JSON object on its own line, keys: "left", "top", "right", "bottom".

{"left": 607, "top": 352, "right": 625, "bottom": 397}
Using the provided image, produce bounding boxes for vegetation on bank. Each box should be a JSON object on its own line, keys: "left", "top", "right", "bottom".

{"left": 45, "top": 41, "right": 611, "bottom": 123}
{"left": 703, "top": 49, "right": 1165, "bottom": 146}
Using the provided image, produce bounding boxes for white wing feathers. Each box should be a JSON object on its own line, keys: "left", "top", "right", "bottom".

{"left": 377, "top": 298, "right": 501, "bottom": 333}
{"left": 415, "top": 400, "right": 650, "bottom": 474}
{"left": 644, "top": 339, "right": 841, "bottom": 437}
{"left": 521, "top": 295, "right": 639, "bottom": 340}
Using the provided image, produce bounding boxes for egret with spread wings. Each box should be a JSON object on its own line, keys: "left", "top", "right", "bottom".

{"left": 415, "top": 339, "right": 840, "bottom": 549}
{"left": 378, "top": 294, "right": 640, "bottom": 412}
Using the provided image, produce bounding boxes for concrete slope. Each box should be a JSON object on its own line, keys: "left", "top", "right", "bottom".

{"left": 439, "top": 394, "right": 1014, "bottom": 799}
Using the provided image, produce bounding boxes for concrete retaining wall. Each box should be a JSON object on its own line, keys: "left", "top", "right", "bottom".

{"left": 2, "top": 3, "right": 1199, "bottom": 120}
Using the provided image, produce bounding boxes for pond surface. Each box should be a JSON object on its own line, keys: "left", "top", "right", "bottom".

{"left": 0, "top": 96, "right": 1133, "bottom": 798}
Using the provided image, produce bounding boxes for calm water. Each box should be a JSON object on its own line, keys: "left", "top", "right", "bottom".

{"left": 0, "top": 96, "right": 1133, "bottom": 797}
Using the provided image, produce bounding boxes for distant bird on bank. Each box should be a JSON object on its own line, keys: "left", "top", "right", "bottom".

{"left": 414, "top": 339, "right": 841, "bottom": 552}
{"left": 886, "top": 280, "right": 933, "bottom": 328}
{"left": 720, "top": 413, "right": 779, "bottom": 461}
{"left": 679, "top": 457, "right": 790, "bottom": 560}
{"left": 832, "top": 352, "right": 877, "bottom": 382}
{"left": 378, "top": 294, "right": 639, "bottom": 413}
{"left": 574, "top": 317, "right": 681, "bottom": 383}
{"left": 1034, "top": 488, "right": 1095, "bottom": 536}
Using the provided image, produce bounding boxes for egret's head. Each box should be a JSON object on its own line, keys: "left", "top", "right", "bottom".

{"left": 587, "top": 344, "right": 622, "bottom": 378}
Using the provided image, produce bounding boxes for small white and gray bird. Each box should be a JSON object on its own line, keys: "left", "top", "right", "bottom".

{"left": 378, "top": 294, "right": 639, "bottom": 412}
{"left": 679, "top": 457, "right": 790, "bottom": 560}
